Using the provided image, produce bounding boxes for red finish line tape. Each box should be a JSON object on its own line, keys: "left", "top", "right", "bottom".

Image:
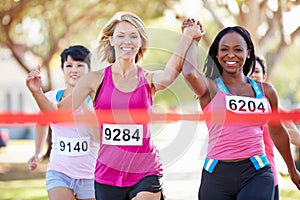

{"left": 0, "top": 109, "right": 300, "bottom": 126}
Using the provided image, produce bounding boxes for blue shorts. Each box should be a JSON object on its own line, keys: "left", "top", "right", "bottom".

{"left": 46, "top": 170, "right": 95, "bottom": 199}
{"left": 94, "top": 174, "right": 165, "bottom": 200}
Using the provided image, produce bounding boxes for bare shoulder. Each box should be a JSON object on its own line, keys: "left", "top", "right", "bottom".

{"left": 142, "top": 69, "right": 162, "bottom": 94}
{"left": 143, "top": 69, "right": 154, "bottom": 76}
{"left": 83, "top": 69, "right": 104, "bottom": 82}
{"left": 142, "top": 69, "right": 160, "bottom": 83}
{"left": 261, "top": 82, "right": 279, "bottom": 110}
{"left": 261, "top": 82, "right": 277, "bottom": 97}
{"left": 78, "top": 69, "right": 104, "bottom": 92}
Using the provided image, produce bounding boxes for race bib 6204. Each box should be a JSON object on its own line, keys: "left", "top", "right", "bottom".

{"left": 225, "top": 96, "right": 269, "bottom": 114}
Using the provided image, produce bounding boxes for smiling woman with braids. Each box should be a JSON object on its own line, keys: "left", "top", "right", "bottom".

{"left": 182, "top": 19, "right": 300, "bottom": 199}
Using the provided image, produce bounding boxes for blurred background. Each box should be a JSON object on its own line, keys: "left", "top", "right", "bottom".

{"left": 1, "top": 0, "right": 300, "bottom": 199}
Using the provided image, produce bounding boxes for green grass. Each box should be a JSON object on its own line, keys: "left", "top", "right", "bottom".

{"left": 280, "top": 189, "right": 300, "bottom": 200}
{"left": 0, "top": 179, "right": 299, "bottom": 200}
{"left": 0, "top": 179, "right": 48, "bottom": 200}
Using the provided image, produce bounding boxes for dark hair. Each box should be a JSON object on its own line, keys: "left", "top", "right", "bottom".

{"left": 60, "top": 45, "right": 91, "bottom": 69}
{"left": 203, "top": 26, "right": 255, "bottom": 79}
{"left": 254, "top": 55, "right": 266, "bottom": 75}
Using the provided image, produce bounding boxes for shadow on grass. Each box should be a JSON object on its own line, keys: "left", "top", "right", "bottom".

{"left": 0, "top": 179, "right": 48, "bottom": 200}
{"left": 0, "top": 161, "right": 48, "bottom": 199}
{"left": 0, "top": 161, "right": 47, "bottom": 181}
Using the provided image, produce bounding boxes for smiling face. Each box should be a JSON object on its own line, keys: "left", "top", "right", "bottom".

{"left": 63, "top": 55, "right": 90, "bottom": 87}
{"left": 109, "top": 21, "right": 142, "bottom": 62}
{"left": 216, "top": 32, "right": 250, "bottom": 75}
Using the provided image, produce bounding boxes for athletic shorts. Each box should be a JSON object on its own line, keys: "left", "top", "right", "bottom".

{"left": 46, "top": 170, "right": 95, "bottom": 199}
{"left": 274, "top": 185, "right": 279, "bottom": 200}
{"left": 94, "top": 174, "right": 165, "bottom": 200}
{"left": 199, "top": 158, "right": 274, "bottom": 200}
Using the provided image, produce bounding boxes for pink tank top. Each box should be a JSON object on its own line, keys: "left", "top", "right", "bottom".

{"left": 46, "top": 90, "right": 98, "bottom": 179}
{"left": 93, "top": 66, "right": 163, "bottom": 187}
{"left": 203, "top": 77, "right": 271, "bottom": 160}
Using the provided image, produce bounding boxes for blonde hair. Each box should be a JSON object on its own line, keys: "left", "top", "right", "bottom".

{"left": 97, "top": 11, "right": 149, "bottom": 64}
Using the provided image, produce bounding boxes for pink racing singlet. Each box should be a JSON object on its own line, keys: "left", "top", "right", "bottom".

{"left": 203, "top": 77, "right": 271, "bottom": 160}
{"left": 45, "top": 90, "right": 98, "bottom": 179}
{"left": 93, "top": 66, "right": 163, "bottom": 187}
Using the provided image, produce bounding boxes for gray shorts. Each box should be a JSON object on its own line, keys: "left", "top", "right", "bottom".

{"left": 46, "top": 170, "right": 95, "bottom": 199}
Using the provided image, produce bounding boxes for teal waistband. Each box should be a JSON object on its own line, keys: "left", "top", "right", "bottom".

{"left": 203, "top": 155, "right": 269, "bottom": 173}
{"left": 203, "top": 157, "right": 219, "bottom": 173}
{"left": 249, "top": 154, "right": 269, "bottom": 170}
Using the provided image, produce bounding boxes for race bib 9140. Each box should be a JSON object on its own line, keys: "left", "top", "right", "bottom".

{"left": 102, "top": 124, "right": 143, "bottom": 146}
{"left": 57, "top": 136, "right": 90, "bottom": 156}
{"left": 225, "top": 96, "right": 269, "bottom": 114}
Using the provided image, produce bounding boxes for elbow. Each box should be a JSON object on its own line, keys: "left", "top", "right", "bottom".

{"left": 183, "top": 70, "right": 198, "bottom": 82}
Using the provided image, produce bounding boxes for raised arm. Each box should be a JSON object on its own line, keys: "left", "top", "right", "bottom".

{"left": 26, "top": 65, "right": 57, "bottom": 111}
{"left": 182, "top": 40, "right": 211, "bottom": 98}
{"left": 151, "top": 23, "right": 204, "bottom": 92}
{"left": 265, "top": 82, "right": 300, "bottom": 189}
{"left": 181, "top": 22, "right": 215, "bottom": 108}
{"left": 57, "top": 71, "right": 101, "bottom": 110}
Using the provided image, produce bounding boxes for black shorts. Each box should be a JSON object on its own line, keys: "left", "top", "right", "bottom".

{"left": 94, "top": 174, "right": 165, "bottom": 200}
{"left": 199, "top": 159, "right": 274, "bottom": 200}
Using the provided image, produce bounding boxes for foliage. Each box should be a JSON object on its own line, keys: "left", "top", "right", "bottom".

{"left": 0, "top": 0, "right": 179, "bottom": 90}
{"left": 272, "top": 40, "right": 300, "bottom": 106}
{"left": 1, "top": 0, "right": 300, "bottom": 105}
{"left": 200, "top": 0, "right": 300, "bottom": 79}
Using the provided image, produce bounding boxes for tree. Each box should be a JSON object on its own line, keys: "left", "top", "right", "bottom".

{"left": 200, "top": 0, "right": 300, "bottom": 79}
{"left": 0, "top": 0, "right": 179, "bottom": 91}
{"left": 0, "top": 0, "right": 179, "bottom": 158}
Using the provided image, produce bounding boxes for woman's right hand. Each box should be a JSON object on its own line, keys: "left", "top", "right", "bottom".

{"left": 26, "top": 65, "right": 42, "bottom": 93}
{"left": 27, "top": 154, "right": 42, "bottom": 170}
{"left": 182, "top": 18, "right": 205, "bottom": 42}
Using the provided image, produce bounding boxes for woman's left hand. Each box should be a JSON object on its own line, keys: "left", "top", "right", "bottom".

{"left": 182, "top": 18, "right": 205, "bottom": 41}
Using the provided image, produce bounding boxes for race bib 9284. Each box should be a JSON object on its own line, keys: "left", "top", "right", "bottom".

{"left": 102, "top": 124, "right": 143, "bottom": 146}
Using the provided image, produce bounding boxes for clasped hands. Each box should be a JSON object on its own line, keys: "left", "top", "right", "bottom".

{"left": 182, "top": 18, "right": 205, "bottom": 42}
